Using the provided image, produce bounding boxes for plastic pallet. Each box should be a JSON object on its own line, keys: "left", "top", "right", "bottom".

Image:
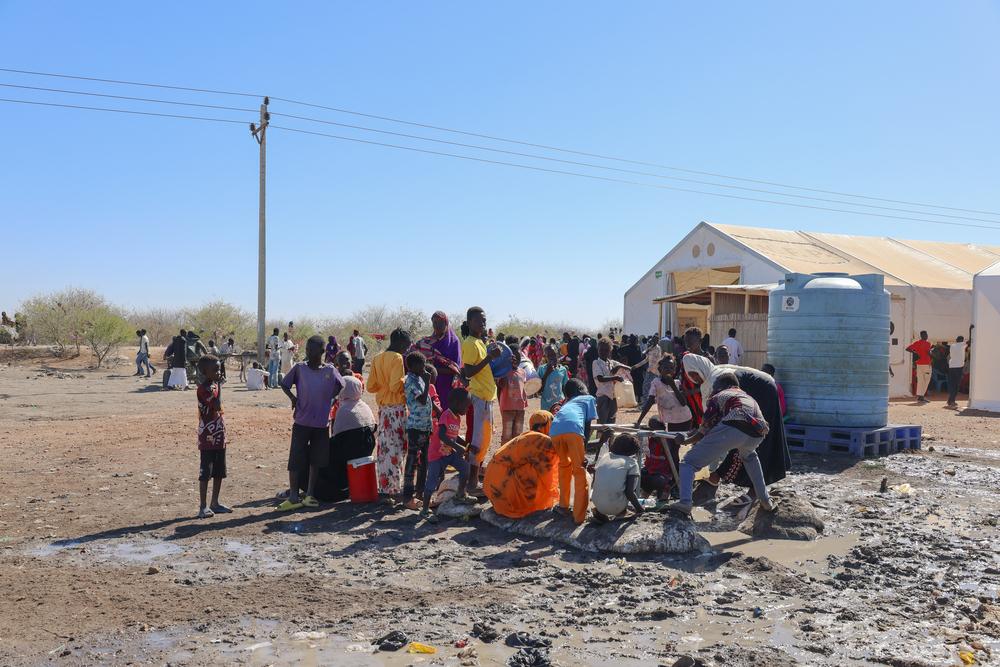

{"left": 784, "top": 423, "right": 920, "bottom": 458}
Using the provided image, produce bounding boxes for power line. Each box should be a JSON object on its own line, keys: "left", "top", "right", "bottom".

{"left": 4, "top": 66, "right": 998, "bottom": 218}
{"left": 0, "top": 97, "right": 250, "bottom": 125}
{"left": 0, "top": 82, "right": 256, "bottom": 113}
{"left": 269, "top": 110, "right": 1000, "bottom": 226}
{"left": 269, "top": 124, "right": 1000, "bottom": 231}
{"left": 2, "top": 84, "right": 985, "bottom": 223}
{"left": 0, "top": 67, "right": 259, "bottom": 99}
{"left": 4, "top": 91, "right": 998, "bottom": 232}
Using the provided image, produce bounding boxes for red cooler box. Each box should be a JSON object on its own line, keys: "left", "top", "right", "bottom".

{"left": 347, "top": 456, "right": 378, "bottom": 503}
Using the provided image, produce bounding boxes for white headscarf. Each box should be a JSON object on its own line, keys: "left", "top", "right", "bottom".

{"left": 331, "top": 376, "right": 375, "bottom": 438}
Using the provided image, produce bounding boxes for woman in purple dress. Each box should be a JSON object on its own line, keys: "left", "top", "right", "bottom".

{"left": 410, "top": 311, "right": 463, "bottom": 407}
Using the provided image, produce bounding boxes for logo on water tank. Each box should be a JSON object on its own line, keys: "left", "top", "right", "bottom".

{"left": 781, "top": 296, "right": 800, "bottom": 312}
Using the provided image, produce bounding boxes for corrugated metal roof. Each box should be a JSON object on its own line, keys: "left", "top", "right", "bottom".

{"left": 710, "top": 222, "right": 999, "bottom": 289}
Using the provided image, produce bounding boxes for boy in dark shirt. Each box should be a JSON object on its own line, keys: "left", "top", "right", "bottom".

{"left": 196, "top": 355, "right": 230, "bottom": 518}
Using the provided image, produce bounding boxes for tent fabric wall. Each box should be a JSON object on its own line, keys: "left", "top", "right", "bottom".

{"left": 970, "top": 262, "right": 1000, "bottom": 412}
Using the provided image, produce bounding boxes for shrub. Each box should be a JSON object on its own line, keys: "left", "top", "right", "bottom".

{"left": 80, "top": 306, "right": 133, "bottom": 368}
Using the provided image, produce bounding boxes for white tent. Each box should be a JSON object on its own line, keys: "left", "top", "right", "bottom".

{"left": 970, "top": 260, "right": 1000, "bottom": 412}
{"left": 624, "top": 222, "right": 1000, "bottom": 398}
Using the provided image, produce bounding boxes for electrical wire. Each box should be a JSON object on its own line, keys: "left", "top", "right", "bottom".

{"left": 268, "top": 124, "right": 1000, "bottom": 231}
{"left": 3, "top": 66, "right": 998, "bottom": 217}
{"left": 0, "top": 97, "right": 250, "bottom": 125}
{"left": 0, "top": 82, "right": 257, "bottom": 113}
{"left": 269, "top": 110, "right": 1000, "bottom": 226}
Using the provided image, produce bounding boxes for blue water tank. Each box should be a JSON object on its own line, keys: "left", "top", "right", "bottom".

{"left": 767, "top": 273, "right": 890, "bottom": 427}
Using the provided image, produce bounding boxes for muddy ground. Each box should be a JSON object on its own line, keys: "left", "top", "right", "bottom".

{"left": 1, "top": 348, "right": 998, "bottom": 666}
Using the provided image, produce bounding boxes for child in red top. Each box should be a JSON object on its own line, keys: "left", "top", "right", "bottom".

{"left": 196, "top": 355, "right": 231, "bottom": 518}
{"left": 498, "top": 346, "right": 528, "bottom": 445}
{"left": 421, "top": 388, "right": 473, "bottom": 523}
{"left": 330, "top": 351, "right": 365, "bottom": 422}
{"left": 639, "top": 418, "right": 680, "bottom": 500}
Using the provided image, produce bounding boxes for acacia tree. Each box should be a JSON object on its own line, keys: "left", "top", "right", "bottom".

{"left": 80, "top": 306, "right": 133, "bottom": 368}
{"left": 19, "top": 288, "right": 108, "bottom": 355}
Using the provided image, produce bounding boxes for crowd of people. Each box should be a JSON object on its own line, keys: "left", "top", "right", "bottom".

{"left": 186, "top": 308, "right": 791, "bottom": 525}
{"left": 906, "top": 327, "right": 973, "bottom": 408}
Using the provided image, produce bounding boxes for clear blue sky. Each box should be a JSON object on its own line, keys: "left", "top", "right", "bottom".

{"left": 3, "top": 1, "right": 999, "bottom": 329}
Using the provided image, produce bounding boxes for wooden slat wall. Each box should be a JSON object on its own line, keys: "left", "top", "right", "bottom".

{"left": 710, "top": 312, "right": 768, "bottom": 370}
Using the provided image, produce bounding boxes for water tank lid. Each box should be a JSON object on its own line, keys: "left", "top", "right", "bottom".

{"left": 803, "top": 276, "right": 863, "bottom": 290}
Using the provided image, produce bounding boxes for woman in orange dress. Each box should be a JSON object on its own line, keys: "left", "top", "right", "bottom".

{"left": 484, "top": 410, "right": 560, "bottom": 519}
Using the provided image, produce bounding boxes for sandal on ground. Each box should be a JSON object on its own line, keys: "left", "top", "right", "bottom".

{"left": 727, "top": 493, "right": 753, "bottom": 508}
{"left": 422, "top": 511, "right": 439, "bottom": 524}
{"left": 403, "top": 498, "right": 421, "bottom": 511}
{"left": 589, "top": 509, "right": 610, "bottom": 525}
{"left": 277, "top": 499, "right": 304, "bottom": 511}
{"left": 301, "top": 496, "right": 319, "bottom": 508}
{"left": 197, "top": 507, "right": 215, "bottom": 519}
{"left": 666, "top": 501, "right": 693, "bottom": 518}
{"left": 210, "top": 503, "right": 232, "bottom": 514}
{"left": 276, "top": 489, "right": 291, "bottom": 499}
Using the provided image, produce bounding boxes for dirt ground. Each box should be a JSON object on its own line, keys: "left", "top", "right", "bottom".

{"left": 2, "top": 347, "right": 999, "bottom": 666}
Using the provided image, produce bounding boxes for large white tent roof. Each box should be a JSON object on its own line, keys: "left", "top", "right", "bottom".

{"left": 711, "top": 223, "right": 1000, "bottom": 290}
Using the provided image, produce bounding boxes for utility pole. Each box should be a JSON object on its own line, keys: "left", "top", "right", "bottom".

{"left": 250, "top": 97, "right": 269, "bottom": 362}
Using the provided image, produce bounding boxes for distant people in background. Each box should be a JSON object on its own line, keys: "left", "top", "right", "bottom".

{"left": 266, "top": 327, "right": 281, "bottom": 388}
{"left": 762, "top": 363, "right": 786, "bottom": 418}
{"left": 906, "top": 331, "right": 932, "bottom": 404}
{"left": 324, "top": 336, "right": 340, "bottom": 364}
{"left": 947, "top": 334, "right": 968, "bottom": 407}
{"left": 350, "top": 329, "right": 368, "bottom": 374}
{"left": 135, "top": 329, "right": 155, "bottom": 377}
{"left": 930, "top": 342, "right": 950, "bottom": 393}
{"left": 583, "top": 334, "right": 602, "bottom": 396}
{"left": 287, "top": 321, "right": 295, "bottom": 343}
{"left": 246, "top": 361, "right": 269, "bottom": 391}
{"left": 166, "top": 329, "right": 188, "bottom": 370}
{"left": 218, "top": 337, "right": 235, "bottom": 381}
{"left": 567, "top": 334, "right": 581, "bottom": 379}
{"left": 721, "top": 328, "right": 743, "bottom": 366}
{"left": 659, "top": 330, "right": 673, "bottom": 353}
{"left": 621, "top": 335, "right": 645, "bottom": 391}
{"left": 207, "top": 339, "right": 221, "bottom": 356}
{"left": 715, "top": 345, "right": 730, "bottom": 365}
{"left": 280, "top": 332, "right": 296, "bottom": 376}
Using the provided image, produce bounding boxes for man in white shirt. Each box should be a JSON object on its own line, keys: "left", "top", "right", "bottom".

{"left": 946, "top": 334, "right": 968, "bottom": 407}
{"left": 350, "top": 330, "right": 367, "bottom": 373}
{"left": 721, "top": 328, "right": 743, "bottom": 366}
{"left": 266, "top": 327, "right": 281, "bottom": 388}
{"left": 135, "top": 329, "right": 156, "bottom": 378}
{"left": 246, "top": 362, "right": 270, "bottom": 391}
{"left": 592, "top": 339, "right": 627, "bottom": 424}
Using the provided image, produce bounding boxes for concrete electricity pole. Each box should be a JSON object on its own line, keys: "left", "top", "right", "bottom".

{"left": 250, "top": 97, "right": 269, "bottom": 362}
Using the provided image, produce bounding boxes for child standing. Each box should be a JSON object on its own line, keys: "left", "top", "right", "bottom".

{"left": 367, "top": 328, "right": 411, "bottom": 499}
{"left": 634, "top": 355, "right": 693, "bottom": 430}
{"left": 402, "top": 352, "right": 434, "bottom": 510}
{"left": 278, "top": 336, "right": 344, "bottom": 511}
{"left": 538, "top": 345, "right": 569, "bottom": 413}
{"left": 196, "top": 355, "right": 230, "bottom": 518}
{"left": 421, "top": 388, "right": 473, "bottom": 523}
{"left": 592, "top": 339, "right": 628, "bottom": 424}
{"left": 461, "top": 307, "right": 501, "bottom": 493}
{"left": 498, "top": 346, "right": 528, "bottom": 445}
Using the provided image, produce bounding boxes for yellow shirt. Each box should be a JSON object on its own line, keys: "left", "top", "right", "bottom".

{"left": 462, "top": 336, "right": 497, "bottom": 401}
{"left": 367, "top": 351, "right": 405, "bottom": 406}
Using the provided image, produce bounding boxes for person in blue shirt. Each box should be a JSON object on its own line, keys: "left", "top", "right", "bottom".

{"left": 549, "top": 378, "right": 598, "bottom": 524}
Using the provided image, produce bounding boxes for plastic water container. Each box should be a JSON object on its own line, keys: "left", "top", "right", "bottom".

{"left": 768, "top": 272, "right": 890, "bottom": 427}
{"left": 347, "top": 456, "right": 378, "bottom": 503}
{"left": 489, "top": 342, "right": 513, "bottom": 378}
